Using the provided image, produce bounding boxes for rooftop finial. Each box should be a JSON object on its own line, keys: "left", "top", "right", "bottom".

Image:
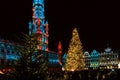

{"left": 105, "top": 43, "right": 111, "bottom": 53}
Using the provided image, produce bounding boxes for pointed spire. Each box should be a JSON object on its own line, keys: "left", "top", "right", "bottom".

{"left": 58, "top": 41, "right": 62, "bottom": 65}
{"left": 58, "top": 41, "right": 62, "bottom": 52}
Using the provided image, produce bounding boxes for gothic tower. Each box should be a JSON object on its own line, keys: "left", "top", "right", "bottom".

{"left": 29, "top": 0, "right": 48, "bottom": 51}
{"left": 58, "top": 41, "right": 62, "bottom": 65}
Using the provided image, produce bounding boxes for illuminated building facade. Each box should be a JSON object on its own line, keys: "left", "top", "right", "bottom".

{"left": 83, "top": 51, "right": 90, "bottom": 69}
{"left": 0, "top": 39, "right": 19, "bottom": 66}
{"left": 29, "top": 0, "right": 49, "bottom": 51}
{"left": 83, "top": 47, "right": 119, "bottom": 69}
{"left": 99, "top": 47, "right": 119, "bottom": 69}
{"left": 28, "top": 0, "right": 62, "bottom": 70}
{"left": 28, "top": 0, "right": 61, "bottom": 70}
{"left": 90, "top": 49, "right": 99, "bottom": 69}
{"left": 48, "top": 51, "right": 61, "bottom": 71}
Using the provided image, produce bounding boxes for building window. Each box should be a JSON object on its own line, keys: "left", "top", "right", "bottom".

{"left": 16, "top": 52, "right": 19, "bottom": 55}
{"left": 7, "top": 50, "right": 10, "bottom": 55}
{"left": 12, "top": 51, "right": 14, "bottom": 54}
{"left": 1, "top": 59, "right": 4, "bottom": 65}
{"left": 1, "top": 49, "right": 4, "bottom": 53}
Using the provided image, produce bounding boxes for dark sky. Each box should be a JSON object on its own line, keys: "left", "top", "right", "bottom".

{"left": 0, "top": 0, "right": 119, "bottom": 53}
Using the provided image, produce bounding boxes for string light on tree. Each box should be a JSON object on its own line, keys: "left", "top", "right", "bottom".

{"left": 64, "top": 28, "right": 85, "bottom": 71}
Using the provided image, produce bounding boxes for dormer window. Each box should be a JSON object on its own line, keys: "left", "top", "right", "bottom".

{"left": 104, "top": 47, "right": 111, "bottom": 53}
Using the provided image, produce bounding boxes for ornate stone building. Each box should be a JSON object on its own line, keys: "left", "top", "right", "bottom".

{"left": 99, "top": 47, "right": 119, "bottom": 69}
{"left": 83, "top": 51, "right": 90, "bottom": 69}
{"left": 90, "top": 49, "right": 99, "bottom": 69}
{"left": 0, "top": 39, "right": 19, "bottom": 66}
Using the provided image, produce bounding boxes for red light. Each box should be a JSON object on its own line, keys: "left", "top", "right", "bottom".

{"left": 8, "top": 69, "right": 12, "bottom": 72}
{"left": 2, "top": 69, "right": 6, "bottom": 72}
{"left": 37, "top": 18, "right": 40, "bottom": 26}
{"left": 58, "top": 41, "right": 62, "bottom": 50}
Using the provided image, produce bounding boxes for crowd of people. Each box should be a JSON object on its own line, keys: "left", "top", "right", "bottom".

{"left": 48, "top": 69, "right": 120, "bottom": 80}
{"left": 0, "top": 68, "right": 120, "bottom": 80}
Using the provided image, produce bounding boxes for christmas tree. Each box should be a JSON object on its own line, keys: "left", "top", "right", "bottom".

{"left": 64, "top": 28, "right": 85, "bottom": 71}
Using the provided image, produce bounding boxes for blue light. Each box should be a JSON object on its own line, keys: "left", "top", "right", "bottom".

{"left": 28, "top": 21, "right": 33, "bottom": 35}
{"left": 49, "top": 59, "right": 59, "bottom": 64}
{"left": 62, "top": 53, "right": 67, "bottom": 59}
{"left": 90, "top": 50, "right": 99, "bottom": 68}
{"left": 91, "top": 49, "right": 99, "bottom": 56}
{"left": 6, "top": 55, "right": 18, "bottom": 60}
{"left": 0, "top": 53, "right": 2, "bottom": 58}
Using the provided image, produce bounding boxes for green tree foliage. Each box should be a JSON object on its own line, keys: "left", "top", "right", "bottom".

{"left": 10, "top": 33, "right": 48, "bottom": 80}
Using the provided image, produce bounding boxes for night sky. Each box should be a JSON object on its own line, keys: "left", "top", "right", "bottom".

{"left": 0, "top": 0, "right": 119, "bottom": 54}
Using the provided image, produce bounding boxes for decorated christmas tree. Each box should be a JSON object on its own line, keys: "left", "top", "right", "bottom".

{"left": 64, "top": 28, "right": 85, "bottom": 71}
